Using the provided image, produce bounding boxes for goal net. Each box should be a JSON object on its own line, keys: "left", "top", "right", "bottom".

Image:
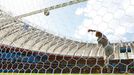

{"left": 0, "top": 0, "right": 134, "bottom": 74}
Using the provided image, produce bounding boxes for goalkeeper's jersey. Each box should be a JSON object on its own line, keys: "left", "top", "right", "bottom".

{"left": 97, "top": 34, "right": 109, "bottom": 47}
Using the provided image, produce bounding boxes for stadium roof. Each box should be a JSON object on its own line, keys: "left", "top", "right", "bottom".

{"left": 0, "top": 9, "right": 102, "bottom": 56}
{"left": 1, "top": 8, "right": 134, "bottom": 59}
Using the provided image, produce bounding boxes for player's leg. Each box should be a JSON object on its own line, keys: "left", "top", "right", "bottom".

{"left": 104, "top": 48, "right": 109, "bottom": 72}
{"left": 105, "top": 55, "right": 111, "bottom": 73}
{"left": 105, "top": 45, "right": 114, "bottom": 60}
{"left": 104, "top": 45, "right": 114, "bottom": 73}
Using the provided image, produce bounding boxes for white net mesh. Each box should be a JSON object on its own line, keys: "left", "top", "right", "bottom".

{"left": 0, "top": 0, "right": 134, "bottom": 75}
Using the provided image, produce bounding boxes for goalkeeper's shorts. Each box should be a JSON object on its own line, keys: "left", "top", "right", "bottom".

{"left": 104, "top": 45, "right": 114, "bottom": 60}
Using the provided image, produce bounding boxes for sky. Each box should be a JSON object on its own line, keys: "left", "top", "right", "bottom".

{"left": 0, "top": 0, "right": 134, "bottom": 43}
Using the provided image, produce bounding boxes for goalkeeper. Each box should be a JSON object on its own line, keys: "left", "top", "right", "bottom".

{"left": 88, "top": 29, "right": 114, "bottom": 64}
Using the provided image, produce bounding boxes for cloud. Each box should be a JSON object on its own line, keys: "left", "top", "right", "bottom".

{"left": 74, "top": 0, "right": 134, "bottom": 43}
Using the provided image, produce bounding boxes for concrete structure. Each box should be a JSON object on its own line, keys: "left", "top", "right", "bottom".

{"left": 0, "top": 9, "right": 134, "bottom": 59}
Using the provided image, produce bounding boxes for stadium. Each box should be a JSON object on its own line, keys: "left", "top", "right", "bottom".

{"left": 0, "top": 0, "right": 134, "bottom": 75}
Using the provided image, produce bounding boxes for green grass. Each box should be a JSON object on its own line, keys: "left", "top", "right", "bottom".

{"left": 0, "top": 73, "right": 133, "bottom": 75}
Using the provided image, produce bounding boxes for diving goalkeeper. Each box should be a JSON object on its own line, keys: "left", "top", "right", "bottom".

{"left": 88, "top": 29, "right": 114, "bottom": 64}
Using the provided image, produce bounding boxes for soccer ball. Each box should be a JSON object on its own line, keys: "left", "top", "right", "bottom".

{"left": 44, "top": 10, "right": 50, "bottom": 16}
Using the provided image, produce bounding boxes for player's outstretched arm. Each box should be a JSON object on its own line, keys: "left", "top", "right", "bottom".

{"left": 87, "top": 29, "right": 96, "bottom": 32}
